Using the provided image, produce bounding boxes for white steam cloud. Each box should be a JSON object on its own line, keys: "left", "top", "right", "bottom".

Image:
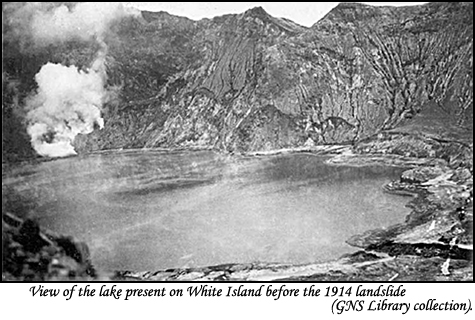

{"left": 26, "top": 63, "right": 106, "bottom": 157}
{"left": 8, "top": 2, "right": 138, "bottom": 157}
{"left": 30, "top": 2, "right": 132, "bottom": 46}
{"left": 5, "top": 2, "right": 136, "bottom": 48}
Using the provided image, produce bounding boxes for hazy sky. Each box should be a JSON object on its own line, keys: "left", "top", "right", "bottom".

{"left": 124, "top": 2, "right": 427, "bottom": 27}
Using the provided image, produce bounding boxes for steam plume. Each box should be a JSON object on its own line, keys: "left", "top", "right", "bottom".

{"left": 6, "top": 2, "right": 138, "bottom": 157}
{"left": 30, "top": 2, "right": 131, "bottom": 46}
{"left": 5, "top": 2, "right": 135, "bottom": 48}
{"left": 26, "top": 62, "right": 106, "bottom": 157}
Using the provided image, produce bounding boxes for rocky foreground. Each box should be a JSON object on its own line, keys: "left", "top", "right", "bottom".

{"left": 2, "top": 212, "right": 96, "bottom": 281}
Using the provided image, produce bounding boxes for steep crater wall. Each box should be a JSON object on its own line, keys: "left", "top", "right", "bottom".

{"left": 2, "top": 2, "right": 473, "bottom": 158}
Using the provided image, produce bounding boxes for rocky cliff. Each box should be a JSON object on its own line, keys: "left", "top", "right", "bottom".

{"left": 89, "top": 2, "right": 474, "bottom": 152}
{"left": 2, "top": 2, "right": 473, "bottom": 159}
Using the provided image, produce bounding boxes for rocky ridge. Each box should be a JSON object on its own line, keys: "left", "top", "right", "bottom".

{"left": 73, "top": 2, "right": 472, "bottom": 153}
{"left": 3, "top": 3, "right": 472, "bottom": 157}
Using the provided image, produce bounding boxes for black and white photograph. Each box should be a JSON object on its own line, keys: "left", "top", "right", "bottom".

{"left": 2, "top": 2, "right": 473, "bottom": 283}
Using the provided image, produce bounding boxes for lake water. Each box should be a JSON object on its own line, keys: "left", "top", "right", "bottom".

{"left": 2, "top": 150, "right": 410, "bottom": 272}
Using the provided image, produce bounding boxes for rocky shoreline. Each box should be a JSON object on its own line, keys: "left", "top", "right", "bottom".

{"left": 3, "top": 132, "right": 472, "bottom": 281}
{"left": 114, "top": 138, "right": 473, "bottom": 281}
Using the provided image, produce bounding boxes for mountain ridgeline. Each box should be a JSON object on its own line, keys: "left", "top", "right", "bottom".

{"left": 3, "top": 2, "right": 473, "bottom": 158}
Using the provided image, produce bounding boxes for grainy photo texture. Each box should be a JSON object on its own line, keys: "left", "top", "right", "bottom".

{"left": 2, "top": 2, "right": 473, "bottom": 281}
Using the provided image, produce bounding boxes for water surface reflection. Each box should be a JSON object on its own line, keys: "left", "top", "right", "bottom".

{"left": 2, "top": 150, "right": 410, "bottom": 271}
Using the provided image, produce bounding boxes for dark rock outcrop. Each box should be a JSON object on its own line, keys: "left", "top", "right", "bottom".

{"left": 2, "top": 213, "right": 96, "bottom": 281}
